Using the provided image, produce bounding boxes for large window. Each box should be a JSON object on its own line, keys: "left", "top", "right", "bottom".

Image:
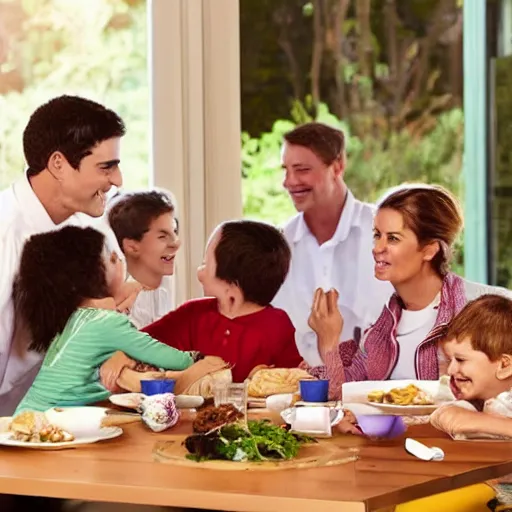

{"left": 239, "top": 0, "right": 464, "bottom": 274}
{"left": 0, "top": 0, "right": 149, "bottom": 191}
{"left": 488, "top": 0, "right": 512, "bottom": 287}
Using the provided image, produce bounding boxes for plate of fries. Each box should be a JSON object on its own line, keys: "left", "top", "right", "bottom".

{"left": 366, "top": 384, "right": 439, "bottom": 413}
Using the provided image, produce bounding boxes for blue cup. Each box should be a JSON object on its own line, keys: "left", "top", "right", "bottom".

{"left": 299, "top": 379, "right": 329, "bottom": 402}
{"left": 140, "top": 379, "right": 176, "bottom": 396}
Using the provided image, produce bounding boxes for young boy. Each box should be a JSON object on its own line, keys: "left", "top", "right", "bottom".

{"left": 141, "top": 219, "right": 303, "bottom": 382}
{"left": 107, "top": 190, "right": 180, "bottom": 328}
{"left": 112, "top": 220, "right": 302, "bottom": 384}
{"left": 429, "top": 294, "right": 512, "bottom": 511}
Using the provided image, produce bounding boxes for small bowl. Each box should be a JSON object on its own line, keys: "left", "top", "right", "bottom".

{"left": 266, "top": 393, "right": 294, "bottom": 412}
{"left": 299, "top": 379, "right": 329, "bottom": 403}
{"left": 355, "top": 415, "right": 406, "bottom": 439}
{"left": 140, "top": 379, "right": 176, "bottom": 396}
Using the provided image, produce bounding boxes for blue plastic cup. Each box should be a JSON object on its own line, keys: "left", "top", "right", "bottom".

{"left": 140, "top": 379, "right": 176, "bottom": 396}
{"left": 299, "top": 379, "right": 329, "bottom": 402}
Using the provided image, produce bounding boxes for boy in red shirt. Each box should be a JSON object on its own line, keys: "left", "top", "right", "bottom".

{"left": 105, "top": 220, "right": 302, "bottom": 386}
{"left": 141, "top": 219, "right": 302, "bottom": 381}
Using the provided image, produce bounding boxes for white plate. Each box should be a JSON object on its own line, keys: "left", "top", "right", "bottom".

{"left": 0, "top": 426, "right": 123, "bottom": 450}
{"left": 174, "top": 395, "right": 204, "bottom": 409}
{"left": 109, "top": 393, "right": 143, "bottom": 409}
{"left": 295, "top": 400, "right": 338, "bottom": 408}
{"left": 109, "top": 393, "right": 204, "bottom": 410}
{"left": 342, "top": 379, "right": 443, "bottom": 403}
{"left": 365, "top": 402, "right": 440, "bottom": 414}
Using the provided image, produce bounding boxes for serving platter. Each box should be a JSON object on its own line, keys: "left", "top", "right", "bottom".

{"left": 153, "top": 435, "right": 359, "bottom": 471}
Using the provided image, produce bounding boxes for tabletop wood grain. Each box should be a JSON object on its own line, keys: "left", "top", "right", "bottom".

{"left": 0, "top": 412, "right": 511, "bottom": 512}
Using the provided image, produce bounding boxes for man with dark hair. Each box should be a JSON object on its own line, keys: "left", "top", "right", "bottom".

{"left": 107, "top": 190, "right": 180, "bottom": 328}
{"left": 272, "top": 122, "right": 392, "bottom": 365}
{"left": 0, "top": 95, "right": 127, "bottom": 416}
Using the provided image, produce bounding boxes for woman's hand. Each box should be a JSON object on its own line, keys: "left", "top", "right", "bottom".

{"left": 308, "top": 288, "right": 343, "bottom": 358}
{"left": 100, "top": 351, "right": 136, "bottom": 393}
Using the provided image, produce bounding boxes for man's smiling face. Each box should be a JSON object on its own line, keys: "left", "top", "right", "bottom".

{"left": 281, "top": 142, "right": 340, "bottom": 213}
{"left": 59, "top": 137, "right": 122, "bottom": 218}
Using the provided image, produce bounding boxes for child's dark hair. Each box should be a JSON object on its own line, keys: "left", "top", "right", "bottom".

{"left": 444, "top": 294, "right": 512, "bottom": 360}
{"left": 13, "top": 226, "right": 110, "bottom": 352}
{"left": 23, "top": 95, "right": 125, "bottom": 176}
{"left": 214, "top": 220, "right": 291, "bottom": 306}
{"left": 108, "top": 190, "right": 176, "bottom": 252}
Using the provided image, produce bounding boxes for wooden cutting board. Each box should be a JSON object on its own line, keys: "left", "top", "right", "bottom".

{"left": 153, "top": 435, "right": 359, "bottom": 471}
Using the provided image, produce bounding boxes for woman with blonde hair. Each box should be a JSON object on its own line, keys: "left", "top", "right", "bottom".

{"left": 307, "top": 184, "right": 511, "bottom": 396}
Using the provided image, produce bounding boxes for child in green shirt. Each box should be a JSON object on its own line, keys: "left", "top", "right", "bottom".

{"left": 13, "top": 226, "right": 199, "bottom": 413}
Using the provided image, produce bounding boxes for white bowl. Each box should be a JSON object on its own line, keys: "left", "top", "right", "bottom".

{"left": 266, "top": 393, "right": 294, "bottom": 412}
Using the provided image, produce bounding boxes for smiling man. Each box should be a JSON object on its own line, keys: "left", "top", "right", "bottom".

{"left": 272, "top": 122, "right": 393, "bottom": 365}
{"left": 0, "top": 95, "right": 126, "bottom": 416}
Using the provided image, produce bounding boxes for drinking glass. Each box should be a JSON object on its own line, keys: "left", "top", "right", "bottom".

{"left": 213, "top": 380, "right": 248, "bottom": 417}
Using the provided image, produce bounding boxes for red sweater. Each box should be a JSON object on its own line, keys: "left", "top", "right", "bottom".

{"left": 142, "top": 298, "right": 302, "bottom": 382}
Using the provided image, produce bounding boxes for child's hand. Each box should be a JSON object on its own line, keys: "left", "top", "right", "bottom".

{"left": 115, "top": 368, "right": 166, "bottom": 393}
{"left": 308, "top": 288, "right": 343, "bottom": 357}
{"left": 335, "top": 409, "right": 362, "bottom": 436}
{"left": 100, "top": 351, "right": 136, "bottom": 393}
{"left": 335, "top": 419, "right": 363, "bottom": 436}
{"left": 114, "top": 281, "right": 144, "bottom": 314}
{"left": 430, "top": 405, "right": 478, "bottom": 437}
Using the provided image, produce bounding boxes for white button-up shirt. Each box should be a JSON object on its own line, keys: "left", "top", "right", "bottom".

{"left": 272, "top": 190, "right": 393, "bottom": 366}
{"left": 0, "top": 175, "right": 87, "bottom": 415}
{"left": 127, "top": 274, "right": 175, "bottom": 329}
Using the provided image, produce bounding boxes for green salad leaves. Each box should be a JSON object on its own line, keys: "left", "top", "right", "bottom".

{"left": 184, "top": 420, "right": 315, "bottom": 462}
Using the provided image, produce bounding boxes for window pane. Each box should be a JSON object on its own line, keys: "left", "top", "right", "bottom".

{"left": 0, "top": 0, "right": 149, "bottom": 191}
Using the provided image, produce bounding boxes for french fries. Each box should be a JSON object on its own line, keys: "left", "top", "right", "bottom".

{"left": 368, "top": 384, "right": 434, "bottom": 406}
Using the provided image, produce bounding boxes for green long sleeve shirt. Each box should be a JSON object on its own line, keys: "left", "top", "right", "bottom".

{"left": 15, "top": 308, "right": 194, "bottom": 414}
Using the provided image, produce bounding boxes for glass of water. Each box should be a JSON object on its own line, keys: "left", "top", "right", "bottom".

{"left": 213, "top": 380, "right": 248, "bottom": 415}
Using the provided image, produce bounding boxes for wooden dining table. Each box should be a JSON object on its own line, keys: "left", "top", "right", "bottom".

{"left": 0, "top": 410, "right": 512, "bottom": 512}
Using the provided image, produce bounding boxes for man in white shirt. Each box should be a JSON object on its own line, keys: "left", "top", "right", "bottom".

{"left": 0, "top": 95, "right": 126, "bottom": 416}
{"left": 272, "top": 122, "right": 393, "bottom": 365}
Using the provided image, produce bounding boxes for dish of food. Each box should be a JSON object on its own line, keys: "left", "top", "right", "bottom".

{"left": 0, "top": 427, "right": 122, "bottom": 449}
{"left": 192, "top": 403, "right": 244, "bottom": 433}
{"left": 248, "top": 368, "right": 315, "bottom": 398}
{"left": 368, "top": 384, "right": 435, "bottom": 406}
{"left": 9, "top": 411, "right": 74, "bottom": 443}
{"left": 0, "top": 410, "right": 123, "bottom": 450}
{"left": 185, "top": 404, "right": 315, "bottom": 462}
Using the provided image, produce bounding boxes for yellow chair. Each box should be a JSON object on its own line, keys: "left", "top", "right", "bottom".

{"left": 395, "top": 483, "right": 496, "bottom": 512}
